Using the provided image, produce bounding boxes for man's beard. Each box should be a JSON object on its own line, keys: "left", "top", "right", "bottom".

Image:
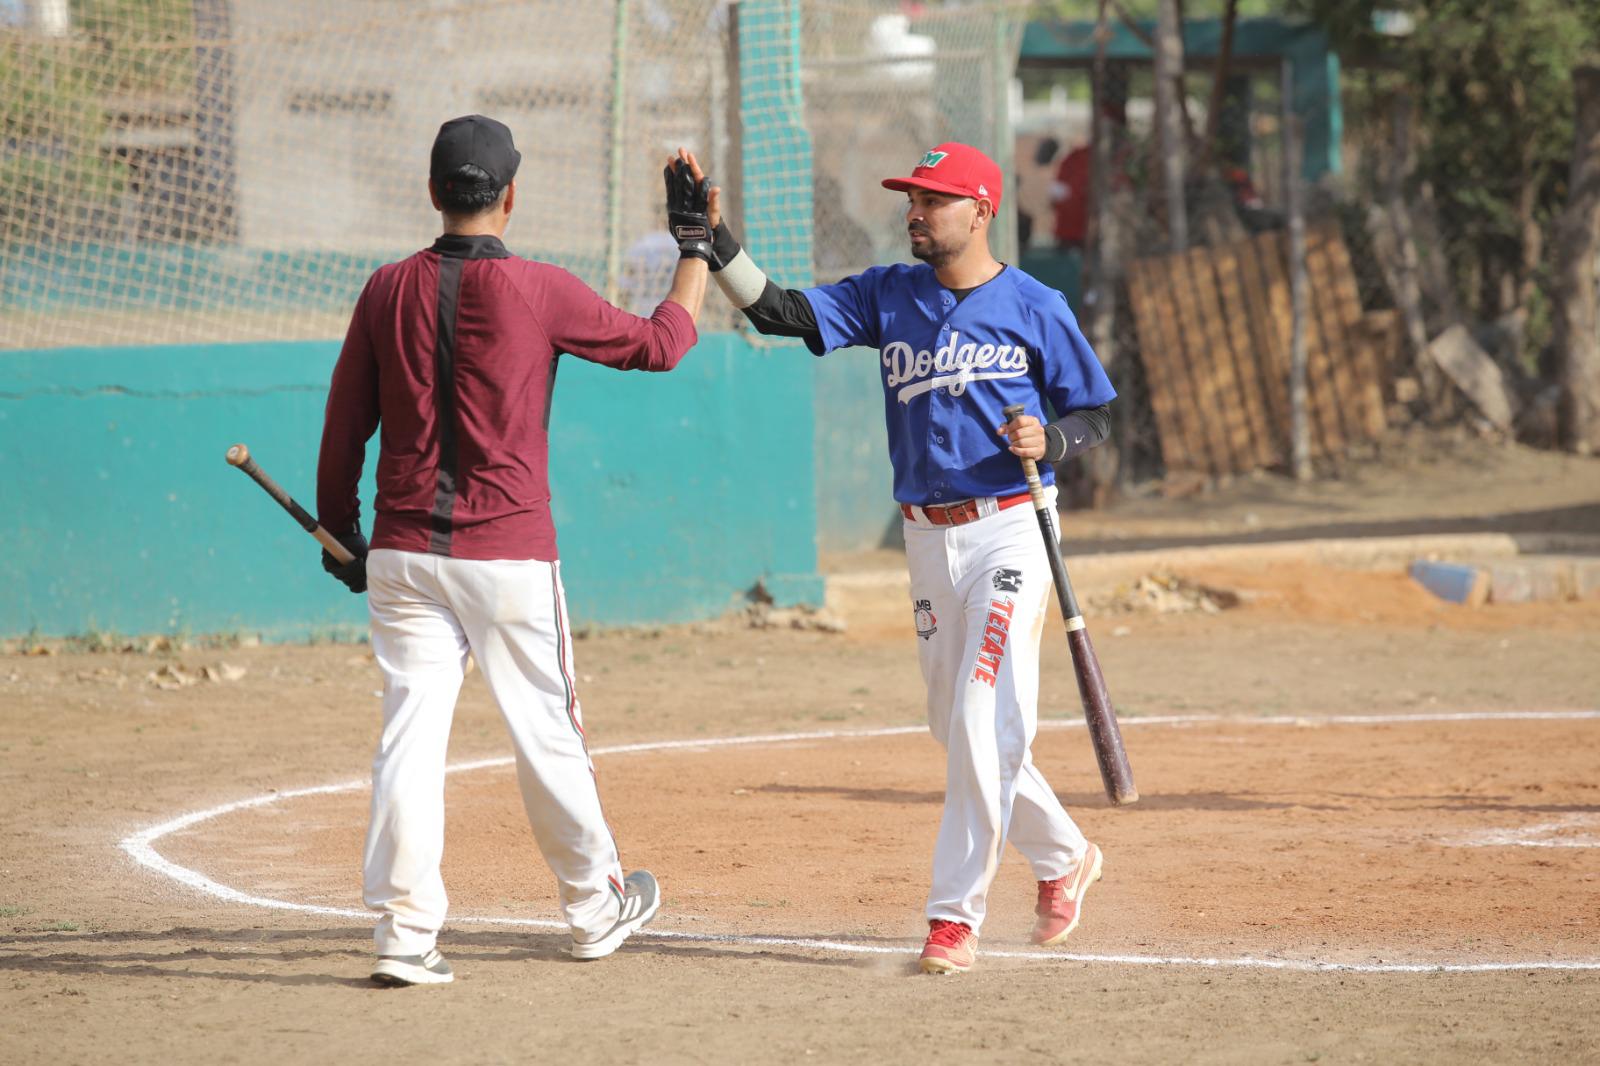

{"left": 909, "top": 229, "right": 959, "bottom": 266}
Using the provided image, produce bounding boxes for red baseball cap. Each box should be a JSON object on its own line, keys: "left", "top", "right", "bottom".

{"left": 881, "top": 142, "right": 1002, "bottom": 210}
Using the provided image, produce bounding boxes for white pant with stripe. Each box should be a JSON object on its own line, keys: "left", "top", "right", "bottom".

{"left": 904, "top": 489, "right": 1090, "bottom": 933}
{"left": 363, "top": 549, "right": 626, "bottom": 955}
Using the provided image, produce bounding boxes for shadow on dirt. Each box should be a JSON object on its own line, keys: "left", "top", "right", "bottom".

{"left": 755, "top": 782, "right": 943, "bottom": 804}
{"left": 1063, "top": 502, "right": 1600, "bottom": 555}
{"left": 643, "top": 939, "right": 913, "bottom": 972}
{"left": 0, "top": 924, "right": 902, "bottom": 980}
{"left": 1053, "top": 790, "right": 1344, "bottom": 811}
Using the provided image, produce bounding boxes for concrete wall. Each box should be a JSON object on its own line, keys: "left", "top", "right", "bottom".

{"left": 0, "top": 333, "right": 821, "bottom": 639}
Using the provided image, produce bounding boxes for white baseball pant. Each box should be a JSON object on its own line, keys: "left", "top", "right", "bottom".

{"left": 363, "top": 548, "right": 626, "bottom": 956}
{"left": 904, "top": 489, "right": 1090, "bottom": 933}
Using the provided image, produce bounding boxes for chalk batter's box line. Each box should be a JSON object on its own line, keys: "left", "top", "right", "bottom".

{"left": 118, "top": 709, "right": 1600, "bottom": 976}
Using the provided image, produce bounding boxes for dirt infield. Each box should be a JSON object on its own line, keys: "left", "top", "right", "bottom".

{"left": 159, "top": 712, "right": 1599, "bottom": 967}
{"left": 5, "top": 439, "right": 1600, "bottom": 1063}
{"left": 4, "top": 556, "right": 1599, "bottom": 1063}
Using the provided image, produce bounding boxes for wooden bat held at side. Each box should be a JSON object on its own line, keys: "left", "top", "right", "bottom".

{"left": 1001, "top": 404, "right": 1138, "bottom": 806}
{"left": 224, "top": 444, "right": 356, "bottom": 564}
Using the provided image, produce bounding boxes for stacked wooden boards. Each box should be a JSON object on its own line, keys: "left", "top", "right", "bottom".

{"left": 1126, "top": 224, "right": 1396, "bottom": 476}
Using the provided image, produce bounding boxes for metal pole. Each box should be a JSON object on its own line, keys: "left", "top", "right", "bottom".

{"left": 1154, "top": 0, "right": 1188, "bottom": 252}
{"left": 1283, "top": 59, "right": 1311, "bottom": 481}
{"left": 992, "top": 11, "right": 1016, "bottom": 264}
{"left": 721, "top": 2, "right": 743, "bottom": 246}
{"left": 1087, "top": 0, "right": 1111, "bottom": 266}
{"left": 194, "top": 0, "right": 237, "bottom": 242}
{"left": 605, "top": 0, "right": 630, "bottom": 305}
{"left": 1088, "top": 1, "right": 1123, "bottom": 490}
{"left": 1087, "top": 4, "right": 1113, "bottom": 331}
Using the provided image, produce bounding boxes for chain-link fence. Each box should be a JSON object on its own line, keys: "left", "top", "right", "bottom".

{"left": 803, "top": 2, "right": 1023, "bottom": 283}
{"left": 2, "top": 0, "right": 1027, "bottom": 351}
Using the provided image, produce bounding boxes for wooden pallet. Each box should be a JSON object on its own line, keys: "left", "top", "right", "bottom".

{"left": 1126, "top": 224, "right": 1393, "bottom": 476}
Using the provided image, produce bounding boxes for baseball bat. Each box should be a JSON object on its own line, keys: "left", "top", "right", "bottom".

{"left": 224, "top": 444, "right": 356, "bottom": 564}
{"left": 1002, "top": 404, "right": 1138, "bottom": 806}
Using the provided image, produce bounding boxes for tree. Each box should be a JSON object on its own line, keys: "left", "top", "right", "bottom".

{"left": 1553, "top": 66, "right": 1600, "bottom": 454}
{"left": 1293, "top": 0, "right": 1598, "bottom": 369}
{"left": 1152, "top": 0, "right": 1188, "bottom": 250}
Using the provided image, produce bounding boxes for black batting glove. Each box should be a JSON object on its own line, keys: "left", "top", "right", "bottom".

{"left": 321, "top": 530, "right": 369, "bottom": 594}
{"left": 664, "top": 160, "right": 714, "bottom": 264}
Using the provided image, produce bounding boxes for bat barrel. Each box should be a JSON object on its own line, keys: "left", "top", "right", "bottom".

{"left": 1001, "top": 406, "right": 1138, "bottom": 806}
{"left": 1068, "top": 628, "right": 1139, "bottom": 805}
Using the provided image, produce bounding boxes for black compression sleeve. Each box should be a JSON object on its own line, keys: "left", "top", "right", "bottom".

{"left": 739, "top": 280, "right": 821, "bottom": 342}
{"left": 1042, "top": 404, "right": 1112, "bottom": 463}
{"left": 710, "top": 222, "right": 741, "bottom": 271}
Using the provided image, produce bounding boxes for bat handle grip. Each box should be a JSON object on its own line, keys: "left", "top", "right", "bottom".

{"left": 225, "top": 443, "right": 357, "bottom": 565}
{"left": 1001, "top": 403, "right": 1048, "bottom": 511}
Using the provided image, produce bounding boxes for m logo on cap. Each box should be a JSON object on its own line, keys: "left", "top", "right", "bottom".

{"left": 917, "top": 150, "right": 949, "bottom": 169}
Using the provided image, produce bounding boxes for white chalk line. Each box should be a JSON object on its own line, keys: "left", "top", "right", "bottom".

{"left": 1445, "top": 814, "right": 1600, "bottom": 849}
{"left": 118, "top": 709, "right": 1600, "bottom": 976}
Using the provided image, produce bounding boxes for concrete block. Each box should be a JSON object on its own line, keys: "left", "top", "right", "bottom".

{"left": 1410, "top": 561, "right": 1489, "bottom": 606}
{"left": 1572, "top": 558, "right": 1600, "bottom": 602}
{"left": 1486, "top": 560, "right": 1573, "bottom": 604}
{"left": 1425, "top": 324, "right": 1517, "bottom": 429}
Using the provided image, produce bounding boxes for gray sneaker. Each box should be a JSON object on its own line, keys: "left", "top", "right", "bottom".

{"left": 570, "top": 870, "right": 661, "bottom": 960}
{"left": 371, "top": 947, "right": 454, "bottom": 986}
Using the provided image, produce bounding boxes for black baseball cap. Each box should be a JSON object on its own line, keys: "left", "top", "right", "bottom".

{"left": 430, "top": 115, "right": 521, "bottom": 188}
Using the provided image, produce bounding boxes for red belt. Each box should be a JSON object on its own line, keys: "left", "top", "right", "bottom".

{"left": 901, "top": 491, "right": 1032, "bottom": 527}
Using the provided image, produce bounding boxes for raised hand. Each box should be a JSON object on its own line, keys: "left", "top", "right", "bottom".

{"left": 665, "top": 148, "right": 723, "bottom": 265}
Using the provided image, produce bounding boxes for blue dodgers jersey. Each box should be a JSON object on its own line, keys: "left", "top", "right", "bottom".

{"left": 802, "top": 263, "right": 1117, "bottom": 506}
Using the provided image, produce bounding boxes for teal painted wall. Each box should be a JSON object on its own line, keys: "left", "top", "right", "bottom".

{"left": 0, "top": 0, "right": 837, "bottom": 640}
{"left": 0, "top": 334, "right": 821, "bottom": 639}
{"left": 812, "top": 348, "right": 897, "bottom": 554}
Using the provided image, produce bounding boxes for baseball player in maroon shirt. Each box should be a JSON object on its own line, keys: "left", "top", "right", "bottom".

{"left": 316, "top": 116, "right": 718, "bottom": 986}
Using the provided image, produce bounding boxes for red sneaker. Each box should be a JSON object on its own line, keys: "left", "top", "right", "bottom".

{"left": 1032, "top": 842, "right": 1103, "bottom": 946}
{"left": 919, "top": 919, "right": 977, "bottom": 974}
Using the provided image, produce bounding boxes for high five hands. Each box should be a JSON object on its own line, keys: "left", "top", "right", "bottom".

{"left": 664, "top": 148, "right": 722, "bottom": 263}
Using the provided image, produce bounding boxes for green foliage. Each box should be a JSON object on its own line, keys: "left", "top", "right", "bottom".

{"left": 1296, "top": 0, "right": 1599, "bottom": 345}
{"left": 0, "top": 34, "right": 123, "bottom": 238}
{"left": 0, "top": 2, "right": 195, "bottom": 242}
{"left": 1408, "top": 3, "right": 1585, "bottom": 216}
{"left": 72, "top": 0, "right": 197, "bottom": 95}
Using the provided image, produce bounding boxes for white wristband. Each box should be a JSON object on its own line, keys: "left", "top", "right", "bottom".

{"left": 713, "top": 249, "right": 768, "bottom": 309}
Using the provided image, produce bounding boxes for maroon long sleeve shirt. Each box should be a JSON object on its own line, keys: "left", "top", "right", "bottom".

{"left": 316, "top": 233, "right": 697, "bottom": 561}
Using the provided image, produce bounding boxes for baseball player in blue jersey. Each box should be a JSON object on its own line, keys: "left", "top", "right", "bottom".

{"left": 690, "top": 142, "right": 1115, "bottom": 974}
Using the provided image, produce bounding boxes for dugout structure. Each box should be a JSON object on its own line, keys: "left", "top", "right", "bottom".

{"left": 0, "top": 0, "right": 1029, "bottom": 638}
